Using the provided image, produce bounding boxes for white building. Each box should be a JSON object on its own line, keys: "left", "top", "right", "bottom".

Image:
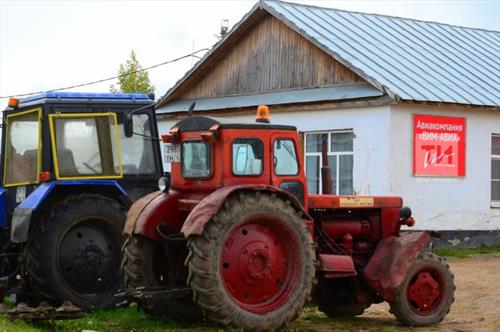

{"left": 156, "top": 1, "right": 500, "bottom": 245}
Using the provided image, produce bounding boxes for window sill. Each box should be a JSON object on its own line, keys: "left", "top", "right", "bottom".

{"left": 491, "top": 202, "right": 500, "bottom": 209}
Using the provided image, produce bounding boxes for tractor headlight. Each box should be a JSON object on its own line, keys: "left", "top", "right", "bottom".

{"left": 158, "top": 177, "right": 170, "bottom": 193}
{"left": 400, "top": 206, "right": 412, "bottom": 219}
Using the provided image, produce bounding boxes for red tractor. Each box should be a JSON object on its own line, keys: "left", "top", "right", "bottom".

{"left": 121, "top": 107, "right": 454, "bottom": 330}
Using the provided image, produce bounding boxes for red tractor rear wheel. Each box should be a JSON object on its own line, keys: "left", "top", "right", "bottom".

{"left": 389, "top": 252, "right": 455, "bottom": 326}
{"left": 186, "top": 191, "right": 316, "bottom": 330}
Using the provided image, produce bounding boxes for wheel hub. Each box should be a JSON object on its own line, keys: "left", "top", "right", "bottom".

{"left": 240, "top": 245, "right": 272, "bottom": 285}
{"left": 408, "top": 271, "right": 440, "bottom": 311}
{"left": 74, "top": 243, "right": 106, "bottom": 275}
{"left": 221, "top": 221, "right": 296, "bottom": 312}
{"left": 58, "top": 220, "right": 119, "bottom": 294}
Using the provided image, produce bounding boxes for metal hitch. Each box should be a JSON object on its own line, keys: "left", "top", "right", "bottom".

{"left": 114, "top": 286, "right": 192, "bottom": 308}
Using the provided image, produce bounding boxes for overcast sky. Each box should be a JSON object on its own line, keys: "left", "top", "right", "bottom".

{"left": 1, "top": 0, "right": 499, "bottom": 110}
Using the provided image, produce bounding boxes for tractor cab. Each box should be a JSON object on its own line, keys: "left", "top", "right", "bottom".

{"left": 1, "top": 92, "right": 162, "bottom": 210}
{"left": 161, "top": 114, "right": 307, "bottom": 205}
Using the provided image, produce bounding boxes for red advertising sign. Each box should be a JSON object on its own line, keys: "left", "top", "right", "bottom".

{"left": 413, "top": 114, "right": 466, "bottom": 176}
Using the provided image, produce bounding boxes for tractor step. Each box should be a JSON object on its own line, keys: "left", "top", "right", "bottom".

{"left": 6, "top": 301, "right": 84, "bottom": 320}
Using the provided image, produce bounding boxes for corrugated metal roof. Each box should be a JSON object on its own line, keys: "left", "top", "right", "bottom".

{"left": 262, "top": 0, "right": 500, "bottom": 106}
{"left": 157, "top": 83, "right": 383, "bottom": 114}
{"left": 158, "top": 0, "right": 500, "bottom": 108}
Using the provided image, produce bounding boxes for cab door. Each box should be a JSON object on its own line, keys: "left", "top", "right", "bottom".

{"left": 115, "top": 111, "right": 163, "bottom": 202}
{"left": 270, "top": 134, "right": 306, "bottom": 206}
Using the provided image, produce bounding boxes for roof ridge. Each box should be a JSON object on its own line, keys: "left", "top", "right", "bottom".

{"left": 263, "top": 0, "right": 500, "bottom": 33}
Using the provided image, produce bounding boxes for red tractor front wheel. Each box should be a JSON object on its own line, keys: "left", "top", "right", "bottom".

{"left": 389, "top": 252, "right": 455, "bottom": 326}
{"left": 186, "top": 191, "right": 316, "bottom": 330}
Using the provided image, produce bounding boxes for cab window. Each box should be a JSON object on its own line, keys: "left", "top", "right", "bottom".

{"left": 274, "top": 139, "right": 299, "bottom": 175}
{"left": 118, "top": 114, "right": 156, "bottom": 175}
{"left": 182, "top": 141, "right": 210, "bottom": 178}
{"left": 232, "top": 138, "right": 263, "bottom": 176}
{"left": 50, "top": 114, "right": 121, "bottom": 179}
{"left": 3, "top": 109, "right": 41, "bottom": 186}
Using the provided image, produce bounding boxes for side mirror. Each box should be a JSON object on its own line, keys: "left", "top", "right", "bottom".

{"left": 124, "top": 111, "right": 134, "bottom": 137}
{"left": 124, "top": 102, "right": 155, "bottom": 138}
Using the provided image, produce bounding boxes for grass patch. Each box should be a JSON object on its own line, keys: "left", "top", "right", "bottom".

{"left": 0, "top": 307, "right": 216, "bottom": 332}
{"left": 297, "top": 306, "right": 404, "bottom": 331}
{"left": 434, "top": 244, "right": 500, "bottom": 258}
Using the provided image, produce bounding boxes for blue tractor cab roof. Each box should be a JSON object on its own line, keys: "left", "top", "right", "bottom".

{"left": 10, "top": 92, "right": 153, "bottom": 110}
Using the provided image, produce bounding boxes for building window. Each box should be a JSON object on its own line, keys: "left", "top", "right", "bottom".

{"left": 305, "top": 131, "right": 354, "bottom": 194}
{"left": 492, "top": 134, "right": 500, "bottom": 207}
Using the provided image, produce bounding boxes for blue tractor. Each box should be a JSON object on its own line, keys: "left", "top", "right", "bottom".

{"left": 0, "top": 92, "right": 163, "bottom": 310}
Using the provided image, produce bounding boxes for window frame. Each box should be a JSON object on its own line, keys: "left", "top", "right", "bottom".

{"left": 273, "top": 138, "right": 300, "bottom": 176}
{"left": 48, "top": 112, "right": 123, "bottom": 180}
{"left": 231, "top": 137, "right": 264, "bottom": 177}
{"left": 3, "top": 108, "right": 43, "bottom": 187}
{"left": 181, "top": 139, "right": 212, "bottom": 179}
{"left": 304, "top": 130, "right": 354, "bottom": 195}
{"left": 492, "top": 134, "right": 500, "bottom": 208}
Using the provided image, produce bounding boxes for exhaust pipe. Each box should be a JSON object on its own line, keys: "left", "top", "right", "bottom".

{"left": 321, "top": 134, "right": 333, "bottom": 195}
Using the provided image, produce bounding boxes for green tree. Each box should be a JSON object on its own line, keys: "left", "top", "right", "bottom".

{"left": 110, "top": 49, "right": 154, "bottom": 94}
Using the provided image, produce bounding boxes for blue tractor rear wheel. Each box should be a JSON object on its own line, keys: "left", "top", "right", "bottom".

{"left": 26, "top": 194, "right": 125, "bottom": 309}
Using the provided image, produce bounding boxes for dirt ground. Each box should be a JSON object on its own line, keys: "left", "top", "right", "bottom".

{"left": 293, "top": 253, "right": 500, "bottom": 332}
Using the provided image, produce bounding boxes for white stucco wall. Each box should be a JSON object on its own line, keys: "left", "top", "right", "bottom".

{"left": 156, "top": 103, "right": 499, "bottom": 230}
{"left": 389, "top": 104, "right": 500, "bottom": 230}
{"left": 266, "top": 106, "right": 393, "bottom": 196}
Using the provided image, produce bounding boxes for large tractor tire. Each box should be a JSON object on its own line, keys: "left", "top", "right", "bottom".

{"left": 122, "top": 235, "right": 202, "bottom": 322}
{"left": 389, "top": 252, "right": 455, "bottom": 326}
{"left": 26, "top": 194, "right": 125, "bottom": 310}
{"left": 186, "top": 191, "right": 316, "bottom": 330}
{"left": 122, "top": 235, "right": 169, "bottom": 289}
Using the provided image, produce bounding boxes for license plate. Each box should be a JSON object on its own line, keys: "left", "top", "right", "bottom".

{"left": 164, "top": 143, "right": 180, "bottom": 163}
{"left": 16, "top": 186, "right": 26, "bottom": 203}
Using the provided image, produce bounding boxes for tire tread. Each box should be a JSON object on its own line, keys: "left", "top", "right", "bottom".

{"left": 389, "top": 252, "right": 455, "bottom": 326}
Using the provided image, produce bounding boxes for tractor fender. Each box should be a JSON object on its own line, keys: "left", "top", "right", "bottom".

{"left": 363, "top": 231, "right": 431, "bottom": 301}
{"left": 180, "top": 184, "right": 311, "bottom": 237}
{"left": 122, "top": 190, "right": 183, "bottom": 240}
{"left": 10, "top": 180, "right": 129, "bottom": 243}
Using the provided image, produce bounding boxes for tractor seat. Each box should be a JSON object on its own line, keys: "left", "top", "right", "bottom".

{"left": 22, "top": 149, "right": 39, "bottom": 176}
{"left": 56, "top": 149, "right": 79, "bottom": 176}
